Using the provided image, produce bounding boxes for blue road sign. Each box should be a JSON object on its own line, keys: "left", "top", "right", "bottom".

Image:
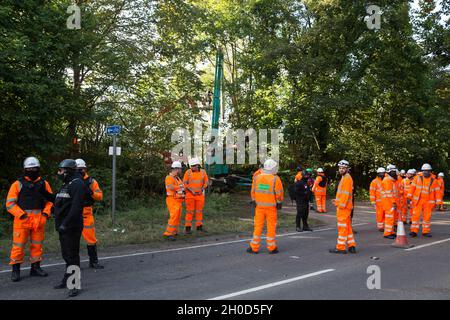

{"left": 106, "top": 125, "right": 121, "bottom": 135}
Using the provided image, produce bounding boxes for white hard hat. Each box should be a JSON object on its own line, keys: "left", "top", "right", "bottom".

{"left": 189, "top": 157, "right": 200, "bottom": 166}
{"left": 338, "top": 160, "right": 349, "bottom": 167}
{"left": 407, "top": 169, "right": 415, "bottom": 175}
{"left": 386, "top": 164, "right": 397, "bottom": 172}
{"left": 400, "top": 170, "right": 406, "bottom": 175}
{"left": 171, "top": 161, "right": 182, "bottom": 169}
{"left": 377, "top": 167, "right": 386, "bottom": 174}
{"left": 23, "top": 157, "right": 40, "bottom": 169}
{"left": 421, "top": 163, "right": 432, "bottom": 171}
{"left": 411, "top": 169, "right": 417, "bottom": 174}
{"left": 75, "top": 158, "right": 87, "bottom": 169}
{"left": 438, "top": 172, "right": 444, "bottom": 177}
{"left": 317, "top": 168, "right": 324, "bottom": 173}
{"left": 263, "top": 159, "right": 278, "bottom": 174}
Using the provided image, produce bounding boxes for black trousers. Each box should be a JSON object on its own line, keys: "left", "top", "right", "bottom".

{"left": 296, "top": 201, "right": 309, "bottom": 228}
{"left": 59, "top": 227, "right": 83, "bottom": 270}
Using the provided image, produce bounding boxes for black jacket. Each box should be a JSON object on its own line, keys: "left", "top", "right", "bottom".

{"left": 294, "top": 178, "right": 311, "bottom": 204}
{"left": 54, "top": 172, "right": 87, "bottom": 230}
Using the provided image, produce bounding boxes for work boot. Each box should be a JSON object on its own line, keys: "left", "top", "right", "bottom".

{"left": 378, "top": 228, "right": 384, "bottom": 232}
{"left": 54, "top": 273, "right": 70, "bottom": 289}
{"left": 303, "top": 226, "right": 313, "bottom": 232}
{"left": 87, "top": 245, "right": 104, "bottom": 269}
{"left": 296, "top": 227, "right": 302, "bottom": 232}
{"left": 185, "top": 226, "right": 192, "bottom": 235}
{"left": 409, "top": 232, "right": 417, "bottom": 238}
{"left": 196, "top": 225, "right": 207, "bottom": 232}
{"left": 422, "top": 233, "right": 432, "bottom": 238}
{"left": 165, "top": 235, "right": 176, "bottom": 241}
{"left": 30, "top": 262, "right": 48, "bottom": 277}
{"left": 11, "top": 264, "right": 21, "bottom": 282}
{"left": 68, "top": 288, "right": 81, "bottom": 297}
{"left": 384, "top": 234, "right": 396, "bottom": 240}
{"left": 269, "top": 248, "right": 279, "bottom": 254}
{"left": 246, "top": 247, "right": 258, "bottom": 254}
{"left": 329, "top": 248, "right": 347, "bottom": 254}
{"left": 348, "top": 247, "right": 357, "bottom": 254}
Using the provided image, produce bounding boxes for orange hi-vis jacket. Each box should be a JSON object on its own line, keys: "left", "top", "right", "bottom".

{"left": 437, "top": 177, "right": 445, "bottom": 205}
{"left": 408, "top": 175, "right": 441, "bottom": 207}
{"left": 402, "top": 177, "right": 413, "bottom": 199}
{"left": 369, "top": 177, "right": 383, "bottom": 205}
{"left": 6, "top": 177, "right": 53, "bottom": 220}
{"left": 82, "top": 173, "right": 103, "bottom": 216}
{"left": 253, "top": 168, "right": 263, "bottom": 182}
{"left": 294, "top": 171, "right": 302, "bottom": 182}
{"left": 165, "top": 174, "right": 184, "bottom": 199}
{"left": 335, "top": 173, "right": 353, "bottom": 210}
{"left": 251, "top": 173, "right": 284, "bottom": 207}
{"left": 183, "top": 169, "right": 209, "bottom": 199}
{"left": 312, "top": 174, "right": 327, "bottom": 196}
{"left": 381, "top": 175, "right": 399, "bottom": 210}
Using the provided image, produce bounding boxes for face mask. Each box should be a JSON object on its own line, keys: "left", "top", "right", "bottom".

{"left": 377, "top": 174, "right": 385, "bottom": 179}
{"left": 423, "top": 172, "right": 431, "bottom": 178}
{"left": 25, "top": 170, "right": 40, "bottom": 181}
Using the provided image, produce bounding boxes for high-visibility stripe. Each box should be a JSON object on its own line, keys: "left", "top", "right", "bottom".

{"left": 84, "top": 225, "right": 95, "bottom": 229}
{"left": 6, "top": 198, "right": 17, "bottom": 203}
{"left": 30, "top": 240, "right": 43, "bottom": 245}
{"left": 6, "top": 204, "right": 16, "bottom": 210}
{"left": 24, "top": 209, "right": 41, "bottom": 214}
{"left": 256, "top": 202, "right": 276, "bottom": 207}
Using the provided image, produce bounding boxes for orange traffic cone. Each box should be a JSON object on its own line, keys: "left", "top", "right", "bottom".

{"left": 392, "top": 220, "right": 414, "bottom": 249}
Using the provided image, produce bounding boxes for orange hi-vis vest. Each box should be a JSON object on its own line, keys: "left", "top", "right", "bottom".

{"left": 312, "top": 175, "right": 327, "bottom": 195}
{"left": 335, "top": 173, "right": 353, "bottom": 210}
{"left": 369, "top": 177, "right": 383, "bottom": 204}
{"left": 408, "top": 175, "right": 441, "bottom": 206}
{"left": 402, "top": 177, "right": 413, "bottom": 199}
{"left": 251, "top": 173, "right": 284, "bottom": 207}
{"left": 381, "top": 175, "right": 399, "bottom": 209}
{"left": 294, "top": 171, "right": 302, "bottom": 182}
{"left": 183, "top": 169, "right": 208, "bottom": 198}
{"left": 165, "top": 175, "right": 184, "bottom": 199}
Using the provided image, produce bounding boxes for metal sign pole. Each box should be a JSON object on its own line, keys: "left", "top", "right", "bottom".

{"left": 112, "top": 134, "right": 117, "bottom": 228}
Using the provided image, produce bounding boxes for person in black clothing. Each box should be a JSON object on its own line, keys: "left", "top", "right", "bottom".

{"left": 294, "top": 170, "right": 313, "bottom": 232}
{"left": 44, "top": 159, "right": 87, "bottom": 297}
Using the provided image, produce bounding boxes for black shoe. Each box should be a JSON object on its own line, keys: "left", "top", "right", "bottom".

{"left": 409, "top": 232, "right": 417, "bottom": 238}
{"left": 384, "top": 234, "right": 396, "bottom": 239}
{"left": 246, "top": 247, "right": 258, "bottom": 254}
{"left": 30, "top": 262, "right": 48, "bottom": 277}
{"left": 68, "top": 288, "right": 81, "bottom": 297}
{"left": 164, "top": 235, "right": 176, "bottom": 242}
{"left": 422, "top": 233, "right": 432, "bottom": 238}
{"left": 378, "top": 228, "right": 384, "bottom": 232}
{"left": 185, "top": 226, "right": 192, "bottom": 235}
{"left": 269, "top": 249, "right": 279, "bottom": 254}
{"left": 348, "top": 247, "right": 357, "bottom": 254}
{"left": 296, "top": 227, "right": 302, "bottom": 232}
{"left": 54, "top": 274, "right": 70, "bottom": 289}
{"left": 87, "top": 245, "right": 104, "bottom": 269}
{"left": 11, "top": 264, "right": 20, "bottom": 282}
{"left": 329, "top": 248, "right": 347, "bottom": 254}
{"left": 353, "top": 230, "right": 358, "bottom": 234}
{"left": 196, "top": 225, "right": 207, "bottom": 232}
{"left": 303, "top": 227, "right": 313, "bottom": 232}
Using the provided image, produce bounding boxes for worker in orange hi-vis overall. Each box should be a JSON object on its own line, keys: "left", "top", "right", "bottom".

{"left": 75, "top": 159, "right": 104, "bottom": 269}
{"left": 329, "top": 160, "right": 356, "bottom": 254}
{"left": 370, "top": 167, "right": 386, "bottom": 232}
{"left": 163, "top": 161, "right": 185, "bottom": 240}
{"left": 248, "top": 159, "right": 284, "bottom": 254}
{"left": 381, "top": 164, "right": 400, "bottom": 239}
{"left": 312, "top": 168, "right": 327, "bottom": 213}
{"left": 402, "top": 169, "right": 414, "bottom": 224}
{"left": 437, "top": 172, "right": 445, "bottom": 211}
{"left": 183, "top": 157, "right": 209, "bottom": 234}
{"left": 408, "top": 163, "right": 442, "bottom": 238}
{"left": 6, "top": 157, "right": 53, "bottom": 282}
{"left": 394, "top": 171, "right": 404, "bottom": 227}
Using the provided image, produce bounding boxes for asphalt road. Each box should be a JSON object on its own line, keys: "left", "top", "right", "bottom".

{"left": 1, "top": 201, "right": 449, "bottom": 300}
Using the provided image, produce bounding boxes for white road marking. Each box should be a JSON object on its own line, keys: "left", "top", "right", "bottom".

{"left": 405, "top": 238, "right": 450, "bottom": 251}
{"left": 0, "top": 223, "right": 367, "bottom": 274}
{"left": 289, "top": 236, "right": 323, "bottom": 239}
{"left": 208, "top": 269, "right": 335, "bottom": 300}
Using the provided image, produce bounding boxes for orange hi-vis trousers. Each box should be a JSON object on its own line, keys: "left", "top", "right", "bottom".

{"left": 164, "top": 197, "right": 183, "bottom": 236}
{"left": 10, "top": 212, "right": 46, "bottom": 265}
{"left": 375, "top": 203, "right": 384, "bottom": 230}
{"left": 250, "top": 206, "right": 278, "bottom": 252}
{"left": 410, "top": 199, "right": 433, "bottom": 234}
{"left": 82, "top": 212, "right": 97, "bottom": 246}
{"left": 383, "top": 207, "right": 396, "bottom": 237}
{"left": 336, "top": 208, "right": 356, "bottom": 251}
{"left": 185, "top": 194, "right": 204, "bottom": 227}
{"left": 315, "top": 195, "right": 326, "bottom": 213}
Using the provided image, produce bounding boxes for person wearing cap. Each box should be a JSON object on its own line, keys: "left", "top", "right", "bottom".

{"left": 248, "top": 159, "right": 284, "bottom": 254}
{"left": 330, "top": 160, "right": 356, "bottom": 254}
{"left": 5, "top": 157, "right": 53, "bottom": 282}
{"left": 183, "top": 157, "right": 209, "bottom": 234}
{"left": 370, "top": 167, "right": 386, "bottom": 232}
{"left": 381, "top": 164, "right": 401, "bottom": 239}
{"left": 163, "top": 161, "right": 185, "bottom": 240}
{"left": 52, "top": 159, "right": 88, "bottom": 297}
{"left": 312, "top": 168, "right": 327, "bottom": 213}
{"left": 75, "top": 159, "right": 104, "bottom": 269}
{"left": 408, "top": 164, "right": 442, "bottom": 237}
{"left": 437, "top": 172, "right": 445, "bottom": 211}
